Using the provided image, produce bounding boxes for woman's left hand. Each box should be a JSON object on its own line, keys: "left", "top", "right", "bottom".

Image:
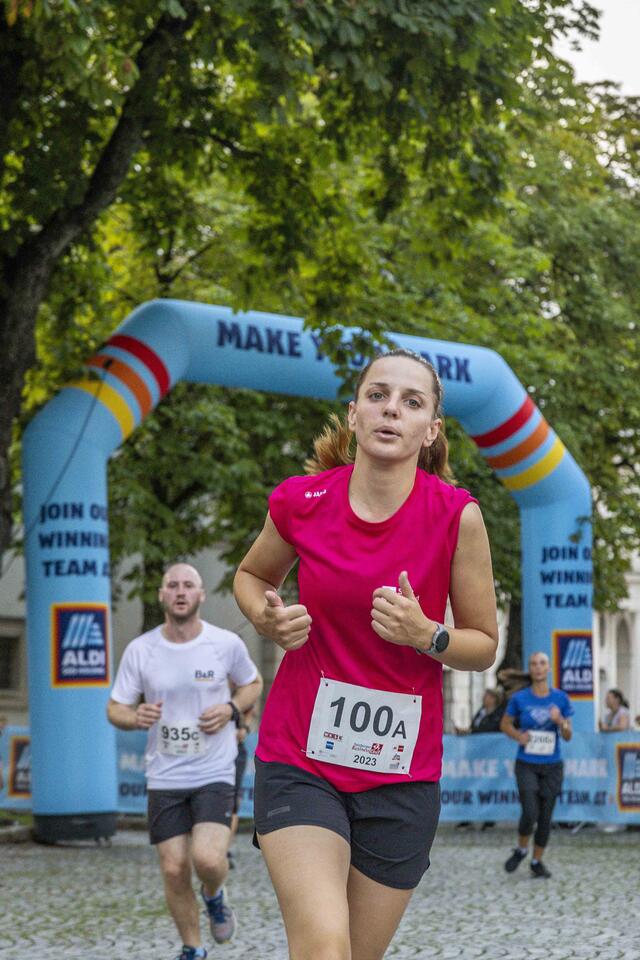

{"left": 371, "top": 571, "right": 431, "bottom": 651}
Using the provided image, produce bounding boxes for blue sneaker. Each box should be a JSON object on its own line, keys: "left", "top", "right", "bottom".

{"left": 201, "top": 885, "right": 237, "bottom": 944}
{"left": 175, "top": 947, "right": 207, "bottom": 960}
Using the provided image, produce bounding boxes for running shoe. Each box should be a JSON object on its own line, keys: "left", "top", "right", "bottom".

{"left": 174, "top": 947, "right": 207, "bottom": 960}
{"left": 201, "top": 885, "right": 237, "bottom": 944}
{"left": 504, "top": 848, "right": 528, "bottom": 873}
{"left": 530, "top": 860, "right": 552, "bottom": 879}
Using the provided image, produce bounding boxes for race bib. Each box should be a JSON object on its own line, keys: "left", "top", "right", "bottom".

{"left": 524, "top": 730, "right": 556, "bottom": 756}
{"left": 158, "top": 720, "right": 202, "bottom": 757}
{"left": 306, "top": 678, "right": 421, "bottom": 775}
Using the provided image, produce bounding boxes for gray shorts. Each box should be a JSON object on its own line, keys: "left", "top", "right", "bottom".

{"left": 253, "top": 758, "right": 440, "bottom": 890}
{"left": 147, "top": 781, "right": 234, "bottom": 845}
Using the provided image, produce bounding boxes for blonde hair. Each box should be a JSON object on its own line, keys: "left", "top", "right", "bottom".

{"left": 304, "top": 349, "right": 453, "bottom": 482}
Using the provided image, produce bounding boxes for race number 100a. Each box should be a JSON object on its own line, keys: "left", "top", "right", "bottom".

{"left": 306, "top": 678, "right": 422, "bottom": 775}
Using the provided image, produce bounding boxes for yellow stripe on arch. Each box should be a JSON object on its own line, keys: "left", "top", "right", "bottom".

{"left": 69, "top": 379, "right": 135, "bottom": 440}
{"left": 501, "top": 436, "right": 566, "bottom": 492}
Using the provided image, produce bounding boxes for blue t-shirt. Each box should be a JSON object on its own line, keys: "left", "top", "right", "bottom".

{"left": 505, "top": 687, "right": 574, "bottom": 765}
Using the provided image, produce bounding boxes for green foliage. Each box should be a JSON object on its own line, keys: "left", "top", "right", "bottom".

{"left": 7, "top": 0, "right": 639, "bottom": 628}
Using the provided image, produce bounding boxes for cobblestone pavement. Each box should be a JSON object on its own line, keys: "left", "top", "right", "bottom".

{"left": 1, "top": 824, "right": 639, "bottom": 959}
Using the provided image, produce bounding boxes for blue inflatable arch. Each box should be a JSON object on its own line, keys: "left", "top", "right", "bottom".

{"left": 22, "top": 300, "right": 593, "bottom": 841}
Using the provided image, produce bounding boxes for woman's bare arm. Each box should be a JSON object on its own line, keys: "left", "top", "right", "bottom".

{"left": 234, "top": 513, "right": 312, "bottom": 651}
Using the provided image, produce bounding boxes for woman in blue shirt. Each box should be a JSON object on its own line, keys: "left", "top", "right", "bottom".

{"left": 500, "top": 651, "right": 573, "bottom": 878}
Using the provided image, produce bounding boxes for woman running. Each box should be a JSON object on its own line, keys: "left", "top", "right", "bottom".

{"left": 501, "top": 651, "right": 573, "bottom": 879}
{"left": 234, "top": 348, "right": 498, "bottom": 960}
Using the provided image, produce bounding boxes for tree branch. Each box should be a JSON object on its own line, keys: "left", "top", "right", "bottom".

{"left": 14, "top": 1, "right": 201, "bottom": 279}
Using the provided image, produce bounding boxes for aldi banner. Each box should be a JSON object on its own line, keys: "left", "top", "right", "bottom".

{"left": 0, "top": 726, "right": 32, "bottom": 810}
{"left": 3, "top": 727, "right": 638, "bottom": 825}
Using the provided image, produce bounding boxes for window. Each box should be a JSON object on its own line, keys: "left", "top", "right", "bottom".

{"left": 0, "top": 619, "right": 26, "bottom": 709}
{"left": 599, "top": 613, "right": 607, "bottom": 649}
{"left": 0, "top": 634, "right": 18, "bottom": 689}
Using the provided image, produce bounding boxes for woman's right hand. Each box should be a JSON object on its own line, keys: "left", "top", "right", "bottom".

{"left": 517, "top": 731, "right": 530, "bottom": 746}
{"left": 258, "top": 590, "right": 312, "bottom": 650}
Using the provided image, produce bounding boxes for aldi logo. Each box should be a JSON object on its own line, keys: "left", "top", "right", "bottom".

{"left": 616, "top": 744, "right": 640, "bottom": 813}
{"left": 51, "top": 603, "right": 110, "bottom": 687}
{"left": 553, "top": 630, "right": 593, "bottom": 699}
{"left": 8, "top": 735, "right": 31, "bottom": 799}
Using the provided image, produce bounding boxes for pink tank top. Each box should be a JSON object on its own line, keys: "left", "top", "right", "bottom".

{"left": 256, "top": 464, "right": 476, "bottom": 790}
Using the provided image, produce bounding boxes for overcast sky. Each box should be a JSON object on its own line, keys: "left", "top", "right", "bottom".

{"left": 554, "top": 0, "right": 640, "bottom": 96}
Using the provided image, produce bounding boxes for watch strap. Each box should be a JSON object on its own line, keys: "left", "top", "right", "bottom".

{"left": 227, "top": 701, "right": 240, "bottom": 726}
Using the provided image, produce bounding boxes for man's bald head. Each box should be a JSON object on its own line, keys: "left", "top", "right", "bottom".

{"left": 161, "top": 562, "right": 203, "bottom": 590}
{"left": 159, "top": 563, "right": 205, "bottom": 625}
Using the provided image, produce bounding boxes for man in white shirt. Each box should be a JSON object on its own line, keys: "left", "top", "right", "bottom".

{"left": 108, "top": 562, "right": 262, "bottom": 960}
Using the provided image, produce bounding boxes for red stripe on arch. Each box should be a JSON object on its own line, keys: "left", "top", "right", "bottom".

{"left": 107, "top": 334, "right": 170, "bottom": 397}
{"left": 471, "top": 396, "right": 535, "bottom": 449}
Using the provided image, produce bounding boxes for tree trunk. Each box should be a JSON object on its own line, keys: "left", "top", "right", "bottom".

{"left": 0, "top": 252, "right": 55, "bottom": 562}
{"left": 0, "top": 4, "right": 200, "bottom": 566}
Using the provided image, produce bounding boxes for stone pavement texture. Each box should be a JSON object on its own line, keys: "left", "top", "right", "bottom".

{"left": 1, "top": 824, "right": 638, "bottom": 959}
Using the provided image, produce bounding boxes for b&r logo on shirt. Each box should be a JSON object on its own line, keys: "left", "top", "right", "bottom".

{"left": 194, "top": 669, "right": 215, "bottom": 681}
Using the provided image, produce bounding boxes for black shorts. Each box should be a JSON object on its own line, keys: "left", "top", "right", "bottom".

{"left": 253, "top": 758, "right": 440, "bottom": 890}
{"left": 515, "top": 759, "right": 564, "bottom": 799}
{"left": 147, "top": 781, "right": 235, "bottom": 845}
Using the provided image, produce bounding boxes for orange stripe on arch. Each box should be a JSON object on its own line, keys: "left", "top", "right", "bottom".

{"left": 86, "top": 354, "right": 153, "bottom": 418}
{"left": 501, "top": 436, "right": 565, "bottom": 491}
{"left": 485, "top": 418, "right": 550, "bottom": 469}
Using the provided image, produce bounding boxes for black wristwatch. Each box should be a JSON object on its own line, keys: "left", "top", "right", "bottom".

{"left": 227, "top": 701, "right": 240, "bottom": 727}
{"left": 417, "top": 623, "right": 450, "bottom": 656}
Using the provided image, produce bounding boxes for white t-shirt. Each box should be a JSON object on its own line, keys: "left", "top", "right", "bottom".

{"left": 111, "top": 621, "right": 258, "bottom": 789}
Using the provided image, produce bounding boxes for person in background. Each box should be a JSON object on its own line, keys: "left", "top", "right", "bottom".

{"left": 599, "top": 689, "right": 631, "bottom": 732}
{"left": 107, "top": 562, "right": 263, "bottom": 960}
{"left": 456, "top": 688, "right": 505, "bottom": 735}
{"left": 501, "top": 651, "right": 573, "bottom": 879}
{"left": 227, "top": 701, "right": 258, "bottom": 868}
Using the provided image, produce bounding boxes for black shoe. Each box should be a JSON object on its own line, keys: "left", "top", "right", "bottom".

{"left": 530, "top": 860, "right": 551, "bottom": 879}
{"left": 481, "top": 821, "right": 495, "bottom": 830}
{"left": 456, "top": 821, "right": 471, "bottom": 829}
{"left": 504, "top": 848, "right": 528, "bottom": 873}
{"left": 227, "top": 849, "right": 236, "bottom": 869}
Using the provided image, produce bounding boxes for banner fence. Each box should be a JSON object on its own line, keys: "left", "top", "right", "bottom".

{"left": 2, "top": 727, "right": 639, "bottom": 824}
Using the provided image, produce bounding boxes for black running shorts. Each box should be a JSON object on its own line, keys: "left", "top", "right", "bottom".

{"left": 147, "top": 781, "right": 235, "bottom": 845}
{"left": 253, "top": 757, "right": 440, "bottom": 890}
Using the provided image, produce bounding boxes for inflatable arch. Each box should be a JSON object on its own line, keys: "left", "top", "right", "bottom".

{"left": 22, "top": 300, "right": 593, "bottom": 841}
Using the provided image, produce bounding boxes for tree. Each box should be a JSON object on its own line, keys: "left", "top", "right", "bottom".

{"left": 1, "top": 0, "right": 599, "bottom": 563}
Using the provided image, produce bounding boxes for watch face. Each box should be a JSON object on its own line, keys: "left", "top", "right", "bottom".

{"left": 433, "top": 626, "right": 450, "bottom": 653}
